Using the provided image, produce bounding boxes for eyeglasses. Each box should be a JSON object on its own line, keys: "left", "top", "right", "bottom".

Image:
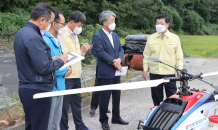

{"left": 53, "top": 21, "right": 67, "bottom": 26}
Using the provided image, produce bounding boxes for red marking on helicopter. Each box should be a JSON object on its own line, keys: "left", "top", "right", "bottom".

{"left": 169, "top": 91, "right": 206, "bottom": 113}
{"left": 150, "top": 106, "right": 157, "bottom": 110}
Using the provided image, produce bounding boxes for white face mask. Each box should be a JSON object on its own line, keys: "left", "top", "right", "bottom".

{"left": 156, "top": 24, "right": 166, "bottom": 33}
{"left": 108, "top": 23, "right": 116, "bottom": 31}
{"left": 58, "top": 27, "right": 66, "bottom": 36}
{"left": 55, "top": 24, "right": 66, "bottom": 36}
{"left": 73, "top": 26, "right": 82, "bottom": 35}
{"left": 73, "top": 23, "right": 82, "bottom": 35}
{"left": 41, "top": 21, "right": 51, "bottom": 35}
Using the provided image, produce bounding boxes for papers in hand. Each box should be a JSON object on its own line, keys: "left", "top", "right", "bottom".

{"left": 143, "top": 75, "right": 149, "bottom": 81}
{"left": 115, "top": 66, "right": 128, "bottom": 76}
{"left": 59, "top": 52, "right": 84, "bottom": 70}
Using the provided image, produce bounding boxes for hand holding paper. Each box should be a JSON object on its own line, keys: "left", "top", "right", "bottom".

{"left": 65, "top": 67, "right": 72, "bottom": 77}
{"left": 142, "top": 71, "right": 149, "bottom": 81}
{"left": 115, "top": 66, "right": 128, "bottom": 76}
{"left": 113, "top": 58, "right": 122, "bottom": 69}
{"left": 52, "top": 56, "right": 59, "bottom": 60}
{"left": 117, "top": 65, "right": 122, "bottom": 71}
{"left": 59, "top": 53, "right": 68, "bottom": 63}
{"left": 59, "top": 52, "right": 84, "bottom": 70}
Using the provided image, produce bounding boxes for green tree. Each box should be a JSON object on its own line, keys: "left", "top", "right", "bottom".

{"left": 182, "top": 10, "right": 204, "bottom": 34}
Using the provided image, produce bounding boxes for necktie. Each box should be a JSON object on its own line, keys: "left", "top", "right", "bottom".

{"left": 162, "top": 33, "right": 165, "bottom": 40}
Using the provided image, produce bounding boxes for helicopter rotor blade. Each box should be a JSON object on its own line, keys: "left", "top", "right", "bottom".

{"left": 147, "top": 58, "right": 162, "bottom": 63}
{"left": 33, "top": 79, "right": 169, "bottom": 99}
{"left": 147, "top": 58, "right": 218, "bottom": 90}
{"left": 201, "top": 71, "right": 218, "bottom": 78}
{"left": 212, "top": 85, "right": 218, "bottom": 90}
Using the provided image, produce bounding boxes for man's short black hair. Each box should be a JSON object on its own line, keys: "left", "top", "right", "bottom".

{"left": 30, "top": 3, "right": 55, "bottom": 21}
{"left": 155, "top": 14, "right": 170, "bottom": 23}
{"left": 69, "top": 11, "right": 86, "bottom": 24}
{"left": 54, "top": 10, "right": 63, "bottom": 22}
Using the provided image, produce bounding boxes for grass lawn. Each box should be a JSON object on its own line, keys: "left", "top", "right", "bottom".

{"left": 120, "top": 38, "right": 125, "bottom": 45}
{"left": 179, "top": 35, "right": 218, "bottom": 58}
{"left": 1, "top": 42, "right": 13, "bottom": 48}
{"left": 79, "top": 35, "right": 218, "bottom": 58}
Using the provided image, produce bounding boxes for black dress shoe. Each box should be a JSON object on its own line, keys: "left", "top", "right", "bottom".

{"left": 107, "top": 109, "right": 111, "bottom": 113}
{"left": 102, "top": 122, "right": 110, "bottom": 130}
{"left": 82, "top": 126, "right": 91, "bottom": 130}
{"left": 90, "top": 109, "right": 95, "bottom": 115}
{"left": 111, "top": 118, "right": 129, "bottom": 125}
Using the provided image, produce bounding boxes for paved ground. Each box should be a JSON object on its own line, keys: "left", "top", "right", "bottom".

{"left": 68, "top": 57, "right": 218, "bottom": 130}
{"left": 1, "top": 44, "right": 218, "bottom": 129}
{"left": 0, "top": 43, "right": 96, "bottom": 104}
{"left": 0, "top": 44, "right": 17, "bottom": 104}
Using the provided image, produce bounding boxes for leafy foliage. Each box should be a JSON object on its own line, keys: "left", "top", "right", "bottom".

{"left": 0, "top": 12, "right": 28, "bottom": 41}
{"left": 81, "top": 24, "right": 101, "bottom": 64}
{"left": 182, "top": 10, "right": 205, "bottom": 34}
{"left": 0, "top": 0, "right": 218, "bottom": 40}
{"left": 1, "top": 23, "right": 19, "bottom": 42}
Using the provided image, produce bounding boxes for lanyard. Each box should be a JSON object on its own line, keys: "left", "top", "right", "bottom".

{"left": 58, "top": 46, "right": 63, "bottom": 54}
{"left": 45, "top": 34, "right": 63, "bottom": 54}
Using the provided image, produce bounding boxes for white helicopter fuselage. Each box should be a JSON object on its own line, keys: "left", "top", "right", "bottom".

{"left": 180, "top": 101, "right": 218, "bottom": 130}
{"left": 143, "top": 91, "right": 218, "bottom": 130}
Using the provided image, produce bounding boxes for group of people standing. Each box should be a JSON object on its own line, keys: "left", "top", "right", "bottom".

{"left": 14, "top": 2, "right": 183, "bottom": 130}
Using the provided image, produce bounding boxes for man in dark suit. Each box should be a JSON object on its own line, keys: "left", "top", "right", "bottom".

{"left": 89, "top": 48, "right": 111, "bottom": 115}
{"left": 14, "top": 3, "right": 68, "bottom": 130}
{"left": 92, "top": 10, "right": 129, "bottom": 130}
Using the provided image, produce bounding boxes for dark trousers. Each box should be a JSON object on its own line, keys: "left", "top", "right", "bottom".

{"left": 90, "top": 78, "right": 99, "bottom": 109}
{"left": 60, "top": 78, "right": 86, "bottom": 130}
{"left": 150, "top": 73, "right": 177, "bottom": 106}
{"left": 19, "top": 88, "right": 52, "bottom": 130}
{"left": 98, "top": 76, "right": 121, "bottom": 124}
